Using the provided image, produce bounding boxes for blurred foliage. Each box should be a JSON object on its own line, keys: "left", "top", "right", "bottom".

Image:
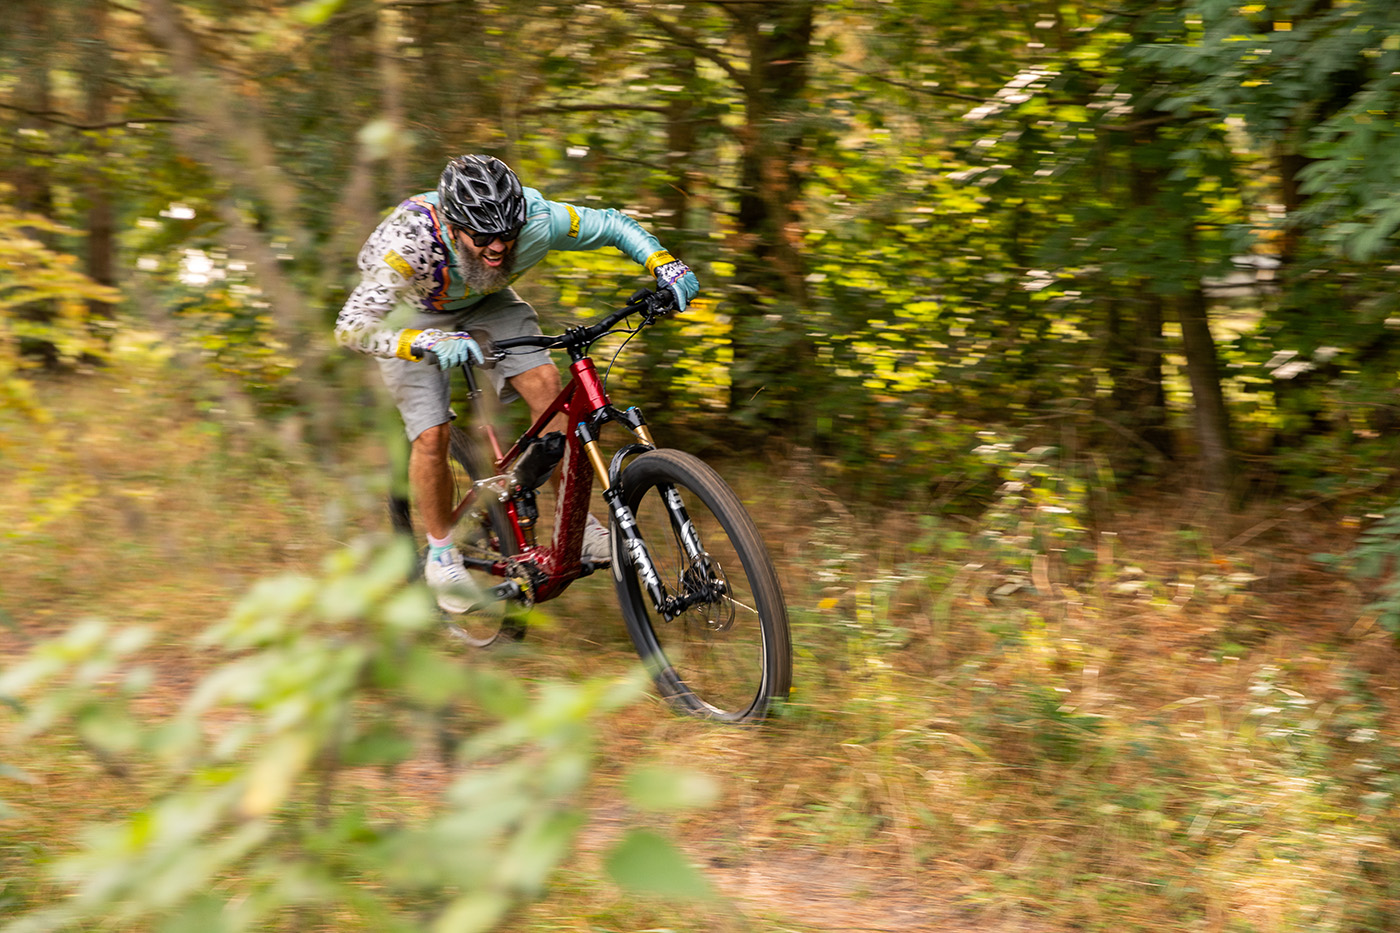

{"left": 1326, "top": 500, "right": 1400, "bottom": 639}
{"left": 2, "top": 0, "right": 1399, "bottom": 497}
{"left": 0, "top": 539, "right": 716, "bottom": 932}
{"left": 4, "top": 349, "right": 1400, "bottom": 929}
{"left": 0, "top": 190, "right": 115, "bottom": 417}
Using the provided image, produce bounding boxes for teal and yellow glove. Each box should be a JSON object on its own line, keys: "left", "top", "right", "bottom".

{"left": 395, "top": 328, "right": 484, "bottom": 369}
{"left": 646, "top": 251, "right": 699, "bottom": 311}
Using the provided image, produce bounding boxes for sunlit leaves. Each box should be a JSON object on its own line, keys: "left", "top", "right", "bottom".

{"left": 291, "top": 0, "right": 345, "bottom": 26}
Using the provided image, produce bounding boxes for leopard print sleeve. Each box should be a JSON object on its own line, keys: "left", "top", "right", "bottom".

{"left": 335, "top": 203, "right": 436, "bottom": 358}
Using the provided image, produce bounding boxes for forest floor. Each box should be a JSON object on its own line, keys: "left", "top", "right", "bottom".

{"left": 4, "top": 356, "right": 1400, "bottom": 932}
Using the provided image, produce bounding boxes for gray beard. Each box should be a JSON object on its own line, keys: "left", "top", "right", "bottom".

{"left": 455, "top": 246, "right": 514, "bottom": 294}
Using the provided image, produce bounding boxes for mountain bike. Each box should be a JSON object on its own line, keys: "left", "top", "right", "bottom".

{"left": 389, "top": 287, "right": 792, "bottom": 722}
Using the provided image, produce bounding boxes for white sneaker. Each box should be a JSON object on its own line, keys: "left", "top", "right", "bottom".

{"left": 424, "top": 548, "right": 479, "bottom": 614}
{"left": 582, "top": 513, "right": 612, "bottom": 566}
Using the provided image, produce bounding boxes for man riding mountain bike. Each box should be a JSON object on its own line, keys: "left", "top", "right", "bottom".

{"left": 335, "top": 153, "right": 699, "bottom": 612}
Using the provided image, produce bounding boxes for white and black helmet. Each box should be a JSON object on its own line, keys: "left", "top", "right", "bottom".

{"left": 436, "top": 154, "right": 526, "bottom": 235}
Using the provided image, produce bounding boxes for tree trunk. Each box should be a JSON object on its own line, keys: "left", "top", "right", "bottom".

{"left": 1276, "top": 144, "right": 1311, "bottom": 268}
{"left": 726, "top": 1, "right": 815, "bottom": 423}
{"left": 1177, "top": 286, "right": 1235, "bottom": 495}
{"left": 377, "top": 0, "right": 408, "bottom": 196}
{"left": 660, "top": 49, "right": 697, "bottom": 236}
{"left": 732, "top": 1, "right": 812, "bottom": 299}
{"left": 84, "top": 0, "right": 118, "bottom": 325}
{"left": 14, "top": 0, "right": 58, "bottom": 363}
{"left": 13, "top": 1, "right": 52, "bottom": 222}
{"left": 410, "top": 0, "right": 493, "bottom": 160}
{"left": 1106, "top": 292, "right": 1172, "bottom": 469}
{"left": 1104, "top": 128, "right": 1173, "bottom": 471}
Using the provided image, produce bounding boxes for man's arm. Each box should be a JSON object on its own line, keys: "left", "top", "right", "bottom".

{"left": 535, "top": 195, "right": 699, "bottom": 309}
{"left": 335, "top": 208, "right": 436, "bottom": 361}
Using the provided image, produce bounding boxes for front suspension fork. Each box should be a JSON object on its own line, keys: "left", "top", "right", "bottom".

{"left": 604, "top": 486, "right": 672, "bottom": 618}
{"left": 577, "top": 413, "right": 707, "bottom": 622}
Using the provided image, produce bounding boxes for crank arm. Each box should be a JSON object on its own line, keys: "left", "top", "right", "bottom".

{"left": 455, "top": 578, "right": 527, "bottom": 614}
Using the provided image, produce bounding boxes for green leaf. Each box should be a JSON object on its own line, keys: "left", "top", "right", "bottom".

{"left": 624, "top": 765, "right": 720, "bottom": 812}
{"left": 341, "top": 722, "right": 415, "bottom": 767}
{"left": 76, "top": 703, "right": 143, "bottom": 756}
{"left": 292, "top": 0, "right": 346, "bottom": 26}
{"left": 494, "top": 809, "right": 585, "bottom": 895}
{"left": 240, "top": 733, "right": 316, "bottom": 816}
{"left": 604, "top": 829, "right": 714, "bottom": 900}
{"left": 433, "top": 891, "right": 511, "bottom": 933}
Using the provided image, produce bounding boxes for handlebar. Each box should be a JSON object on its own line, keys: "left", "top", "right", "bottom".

{"left": 488, "top": 286, "right": 678, "bottom": 360}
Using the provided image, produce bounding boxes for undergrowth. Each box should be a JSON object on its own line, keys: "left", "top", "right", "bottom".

{"left": 3, "top": 350, "right": 1400, "bottom": 932}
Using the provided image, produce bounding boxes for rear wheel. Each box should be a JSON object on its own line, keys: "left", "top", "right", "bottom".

{"left": 440, "top": 424, "right": 527, "bottom": 648}
{"left": 612, "top": 449, "right": 791, "bottom": 721}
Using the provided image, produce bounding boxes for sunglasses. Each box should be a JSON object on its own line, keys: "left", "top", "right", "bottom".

{"left": 457, "top": 225, "right": 522, "bottom": 248}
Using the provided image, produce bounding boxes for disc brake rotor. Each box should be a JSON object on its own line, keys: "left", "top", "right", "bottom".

{"left": 680, "top": 555, "right": 735, "bottom": 632}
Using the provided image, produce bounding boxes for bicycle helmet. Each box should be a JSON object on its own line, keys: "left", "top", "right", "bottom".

{"left": 436, "top": 154, "right": 526, "bottom": 235}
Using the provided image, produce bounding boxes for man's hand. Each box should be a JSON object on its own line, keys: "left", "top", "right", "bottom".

{"left": 648, "top": 253, "right": 699, "bottom": 312}
{"left": 404, "top": 329, "right": 484, "bottom": 368}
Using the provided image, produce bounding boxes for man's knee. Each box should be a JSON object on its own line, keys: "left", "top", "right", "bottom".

{"left": 411, "top": 421, "right": 451, "bottom": 459}
{"left": 514, "top": 362, "right": 560, "bottom": 387}
{"left": 509, "top": 363, "right": 561, "bottom": 403}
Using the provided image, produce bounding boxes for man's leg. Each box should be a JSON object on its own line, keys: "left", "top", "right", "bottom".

{"left": 404, "top": 363, "right": 560, "bottom": 545}
{"left": 377, "top": 351, "right": 477, "bottom": 611}
{"left": 409, "top": 422, "right": 454, "bottom": 541}
{"left": 507, "top": 362, "right": 565, "bottom": 434}
{"left": 412, "top": 364, "right": 558, "bottom": 542}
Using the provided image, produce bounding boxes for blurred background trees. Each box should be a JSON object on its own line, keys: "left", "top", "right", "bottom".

{"left": 3, "top": 0, "right": 1398, "bottom": 502}
{"left": 7, "top": 5, "right": 1400, "bottom": 928}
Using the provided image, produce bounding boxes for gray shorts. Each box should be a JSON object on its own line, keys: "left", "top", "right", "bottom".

{"left": 376, "top": 287, "right": 554, "bottom": 442}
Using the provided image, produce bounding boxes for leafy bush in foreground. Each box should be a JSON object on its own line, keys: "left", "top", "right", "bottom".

{"left": 0, "top": 539, "right": 714, "bottom": 933}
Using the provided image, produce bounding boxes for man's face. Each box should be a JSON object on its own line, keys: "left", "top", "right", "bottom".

{"left": 452, "top": 226, "right": 517, "bottom": 293}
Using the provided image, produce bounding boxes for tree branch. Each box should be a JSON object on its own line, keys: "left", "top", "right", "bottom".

{"left": 519, "top": 103, "right": 672, "bottom": 115}
{"left": 615, "top": 0, "right": 750, "bottom": 88}
{"left": 829, "top": 61, "right": 989, "bottom": 104}
{"left": 0, "top": 103, "right": 177, "bottom": 131}
{"left": 1096, "top": 112, "right": 1183, "bottom": 133}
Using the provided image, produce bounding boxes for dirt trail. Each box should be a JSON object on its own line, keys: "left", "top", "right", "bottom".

{"left": 572, "top": 800, "right": 1048, "bottom": 932}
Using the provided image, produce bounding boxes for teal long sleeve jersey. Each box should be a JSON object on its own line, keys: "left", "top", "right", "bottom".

{"left": 335, "top": 186, "right": 679, "bottom": 359}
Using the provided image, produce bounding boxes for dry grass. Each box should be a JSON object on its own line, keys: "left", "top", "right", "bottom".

{"left": 3, "top": 348, "right": 1400, "bottom": 932}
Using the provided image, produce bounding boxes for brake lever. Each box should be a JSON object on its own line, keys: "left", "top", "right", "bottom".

{"left": 650, "top": 286, "right": 681, "bottom": 318}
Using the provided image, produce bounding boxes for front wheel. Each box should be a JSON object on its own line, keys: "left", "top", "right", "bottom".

{"left": 612, "top": 449, "right": 792, "bottom": 721}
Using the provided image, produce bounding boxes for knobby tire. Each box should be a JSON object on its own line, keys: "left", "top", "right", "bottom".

{"left": 611, "top": 449, "right": 792, "bottom": 721}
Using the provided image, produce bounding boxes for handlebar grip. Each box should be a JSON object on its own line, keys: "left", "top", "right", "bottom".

{"left": 654, "top": 286, "right": 680, "bottom": 315}
{"left": 420, "top": 348, "right": 440, "bottom": 367}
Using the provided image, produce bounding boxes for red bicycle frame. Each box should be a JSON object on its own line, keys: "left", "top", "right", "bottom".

{"left": 450, "top": 355, "right": 655, "bottom": 604}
